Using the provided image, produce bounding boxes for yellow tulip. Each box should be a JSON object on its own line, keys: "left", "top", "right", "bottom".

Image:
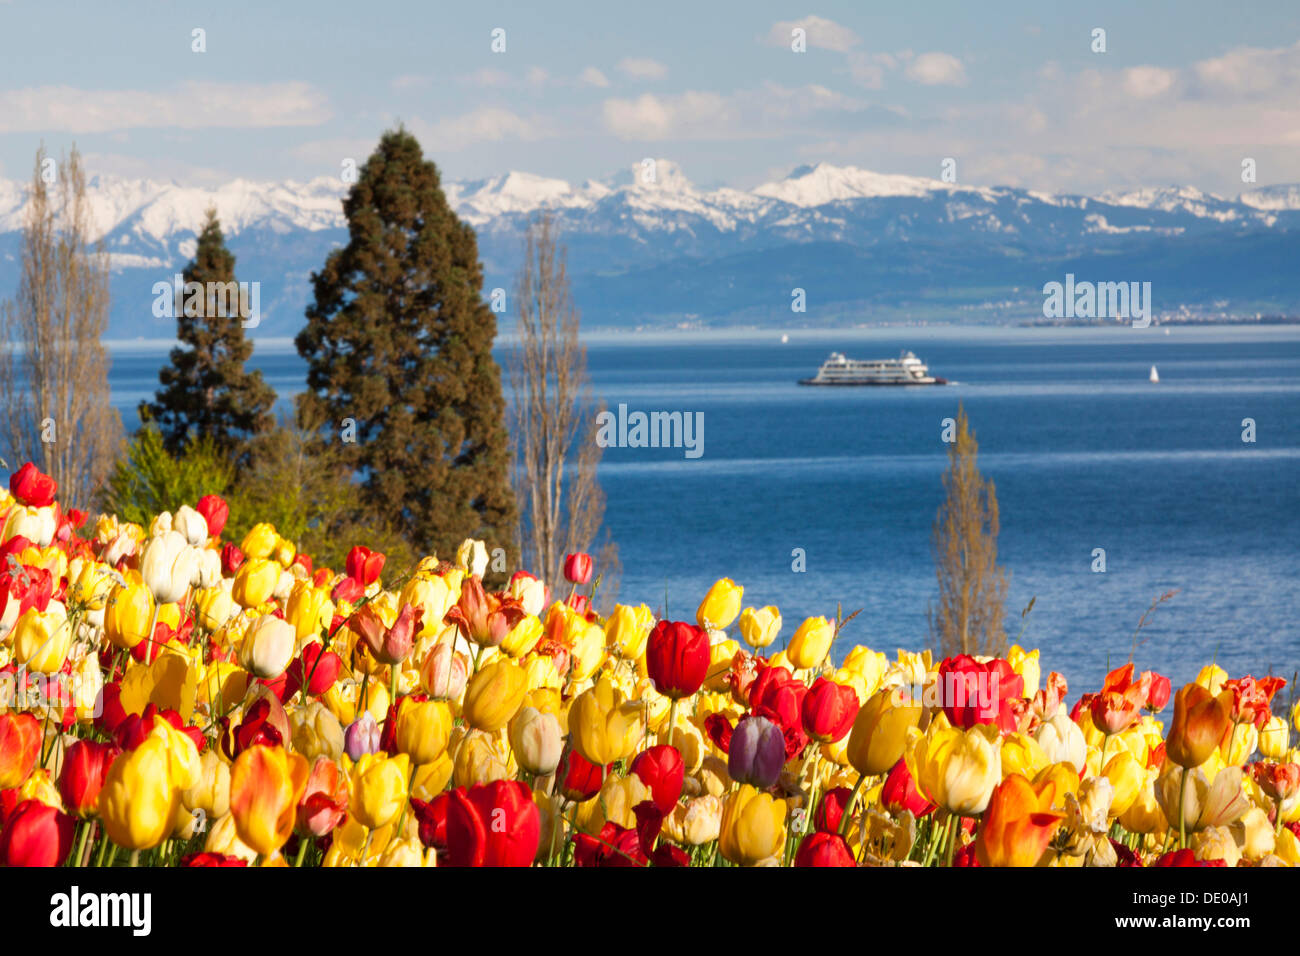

{"left": 285, "top": 580, "right": 334, "bottom": 641}
{"left": 350, "top": 752, "right": 411, "bottom": 829}
{"left": 104, "top": 574, "right": 155, "bottom": 650}
{"left": 290, "top": 700, "right": 345, "bottom": 762}
{"left": 845, "top": 688, "right": 922, "bottom": 777}
{"left": 606, "top": 603, "right": 654, "bottom": 660}
{"left": 719, "top": 784, "right": 786, "bottom": 866}
{"left": 501, "top": 615, "right": 543, "bottom": 658}
{"left": 241, "top": 523, "right": 279, "bottom": 561}
{"left": 463, "top": 659, "right": 528, "bottom": 732}
{"left": 400, "top": 573, "right": 460, "bottom": 638}
{"left": 66, "top": 559, "right": 114, "bottom": 612}
{"left": 232, "top": 557, "right": 281, "bottom": 609}
{"left": 906, "top": 721, "right": 1001, "bottom": 816}
{"left": 395, "top": 699, "right": 453, "bottom": 765}
{"left": 193, "top": 586, "right": 236, "bottom": 631}
{"left": 1006, "top": 645, "right": 1040, "bottom": 698}
{"left": 1000, "top": 731, "right": 1049, "bottom": 779}
{"left": 508, "top": 706, "right": 563, "bottom": 776}
{"left": 12, "top": 606, "right": 72, "bottom": 674}
{"left": 452, "top": 730, "right": 511, "bottom": 787}
{"left": 569, "top": 674, "right": 632, "bottom": 766}
{"left": 787, "top": 616, "right": 834, "bottom": 670}
{"left": 568, "top": 620, "right": 607, "bottom": 682}
{"left": 696, "top": 578, "right": 743, "bottom": 631}
{"left": 1258, "top": 715, "right": 1289, "bottom": 760}
{"left": 100, "top": 720, "right": 201, "bottom": 850}
{"left": 1101, "top": 750, "right": 1145, "bottom": 817}
{"left": 738, "top": 606, "right": 781, "bottom": 650}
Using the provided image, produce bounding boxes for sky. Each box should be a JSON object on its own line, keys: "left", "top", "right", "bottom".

{"left": 1, "top": 0, "right": 1299, "bottom": 195}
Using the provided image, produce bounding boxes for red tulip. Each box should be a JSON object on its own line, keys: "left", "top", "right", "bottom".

{"left": 9, "top": 462, "right": 57, "bottom": 507}
{"left": 58, "top": 739, "right": 120, "bottom": 818}
{"left": 0, "top": 712, "right": 42, "bottom": 790}
{"left": 1089, "top": 664, "right": 1151, "bottom": 735}
{"left": 1225, "top": 676, "right": 1287, "bottom": 729}
{"left": 1144, "top": 672, "right": 1172, "bottom": 712}
{"left": 574, "top": 821, "right": 646, "bottom": 867}
{"left": 815, "top": 786, "right": 853, "bottom": 833}
{"left": 881, "top": 758, "right": 936, "bottom": 818}
{"left": 558, "top": 748, "right": 607, "bottom": 802}
{"left": 345, "top": 546, "right": 385, "bottom": 587}
{"left": 563, "top": 552, "right": 593, "bottom": 585}
{"left": 0, "top": 800, "right": 75, "bottom": 866}
{"left": 645, "top": 620, "right": 710, "bottom": 700}
{"left": 181, "top": 852, "right": 248, "bottom": 867}
{"left": 794, "top": 831, "right": 856, "bottom": 867}
{"left": 1251, "top": 762, "right": 1300, "bottom": 803}
{"left": 195, "top": 494, "right": 228, "bottom": 538}
{"left": 937, "top": 655, "right": 1022, "bottom": 732}
{"left": 331, "top": 575, "right": 364, "bottom": 604}
{"left": 286, "top": 644, "right": 342, "bottom": 698}
{"left": 445, "top": 780, "right": 540, "bottom": 867}
{"left": 350, "top": 601, "right": 421, "bottom": 665}
{"left": 630, "top": 745, "right": 684, "bottom": 815}
{"left": 443, "top": 577, "right": 525, "bottom": 648}
{"left": 1153, "top": 849, "right": 1225, "bottom": 867}
{"left": 220, "top": 542, "right": 245, "bottom": 576}
{"left": 801, "top": 677, "right": 860, "bottom": 743}
{"left": 411, "top": 793, "right": 450, "bottom": 853}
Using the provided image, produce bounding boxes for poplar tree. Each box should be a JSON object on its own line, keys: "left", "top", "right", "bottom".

{"left": 142, "top": 209, "right": 275, "bottom": 461}
{"left": 295, "top": 128, "right": 517, "bottom": 564}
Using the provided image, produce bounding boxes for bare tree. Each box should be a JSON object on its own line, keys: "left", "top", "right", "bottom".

{"left": 509, "top": 213, "right": 618, "bottom": 599}
{"left": 928, "top": 404, "right": 1008, "bottom": 656}
{"left": 0, "top": 146, "right": 122, "bottom": 509}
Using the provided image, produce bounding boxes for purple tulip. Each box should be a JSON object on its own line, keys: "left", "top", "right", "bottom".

{"left": 728, "top": 715, "right": 785, "bottom": 789}
{"left": 344, "top": 712, "right": 381, "bottom": 761}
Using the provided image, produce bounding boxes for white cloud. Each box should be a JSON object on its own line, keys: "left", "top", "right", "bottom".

{"left": 617, "top": 57, "right": 668, "bottom": 79}
{"left": 0, "top": 82, "right": 330, "bottom": 133}
{"left": 580, "top": 67, "right": 610, "bottom": 88}
{"left": 602, "top": 84, "right": 865, "bottom": 141}
{"left": 1193, "top": 39, "right": 1300, "bottom": 94}
{"left": 603, "top": 91, "right": 728, "bottom": 139}
{"left": 904, "top": 52, "right": 967, "bottom": 86}
{"left": 415, "top": 108, "right": 544, "bottom": 150}
{"left": 766, "top": 15, "right": 860, "bottom": 53}
{"left": 1123, "top": 66, "right": 1177, "bottom": 99}
{"left": 847, "top": 52, "right": 898, "bottom": 90}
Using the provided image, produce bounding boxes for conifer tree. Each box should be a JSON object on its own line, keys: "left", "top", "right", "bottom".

{"left": 142, "top": 209, "right": 275, "bottom": 461}
{"left": 295, "top": 128, "right": 517, "bottom": 564}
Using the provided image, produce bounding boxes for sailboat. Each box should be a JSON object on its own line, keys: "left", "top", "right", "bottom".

{"left": 1149, "top": 365, "right": 1160, "bottom": 384}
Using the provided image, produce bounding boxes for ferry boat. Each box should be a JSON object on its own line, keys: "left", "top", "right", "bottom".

{"left": 798, "top": 351, "right": 948, "bottom": 386}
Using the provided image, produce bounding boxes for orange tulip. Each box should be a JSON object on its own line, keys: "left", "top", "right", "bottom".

{"left": 0, "top": 712, "right": 42, "bottom": 790}
{"left": 229, "top": 745, "right": 310, "bottom": 857}
{"left": 975, "top": 772, "right": 1064, "bottom": 867}
{"left": 1166, "top": 683, "right": 1233, "bottom": 769}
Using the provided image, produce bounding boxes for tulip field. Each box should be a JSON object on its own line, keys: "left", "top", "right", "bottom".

{"left": 0, "top": 460, "right": 1297, "bottom": 868}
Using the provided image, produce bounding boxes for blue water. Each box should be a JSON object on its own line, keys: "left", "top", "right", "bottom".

{"left": 106, "top": 325, "right": 1300, "bottom": 694}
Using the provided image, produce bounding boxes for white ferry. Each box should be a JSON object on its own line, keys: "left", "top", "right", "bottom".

{"left": 799, "top": 351, "right": 949, "bottom": 386}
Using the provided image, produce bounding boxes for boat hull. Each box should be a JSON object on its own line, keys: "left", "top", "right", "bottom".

{"left": 798, "top": 377, "right": 949, "bottom": 386}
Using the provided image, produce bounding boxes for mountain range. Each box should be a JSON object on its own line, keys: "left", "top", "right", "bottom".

{"left": 1, "top": 160, "right": 1298, "bottom": 339}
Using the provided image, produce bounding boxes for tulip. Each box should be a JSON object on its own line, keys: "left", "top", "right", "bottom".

{"left": 696, "top": 577, "right": 742, "bottom": 630}
{"left": 906, "top": 722, "right": 1002, "bottom": 816}
{"left": 183, "top": 749, "right": 232, "bottom": 823}
{"left": 606, "top": 603, "right": 654, "bottom": 660}
{"left": 241, "top": 523, "right": 279, "bottom": 561}
{"left": 1251, "top": 762, "right": 1300, "bottom": 803}
{"left": 563, "top": 552, "right": 593, "bottom": 585}
{"left": 646, "top": 620, "right": 710, "bottom": 699}
{"left": 794, "top": 831, "right": 856, "bottom": 867}
{"left": 508, "top": 706, "right": 563, "bottom": 776}
{"left": 350, "top": 752, "right": 411, "bottom": 829}
{"left": 881, "top": 758, "right": 935, "bottom": 818}
{"left": 195, "top": 494, "right": 228, "bottom": 538}
{"left": 345, "top": 545, "right": 386, "bottom": 587}
{"left": 569, "top": 674, "right": 634, "bottom": 766}
{"left": 1155, "top": 764, "right": 1251, "bottom": 835}
{"left": 396, "top": 698, "right": 453, "bottom": 765}
{"left": 58, "top": 739, "right": 120, "bottom": 818}
{"left": 1167, "top": 683, "right": 1234, "bottom": 769}
{"left": 232, "top": 557, "right": 281, "bottom": 609}
{"left": 501, "top": 614, "right": 544, "bottom": 658}
{"left": 285, "top": 580, "right": 334, "bottom": 641}
{"left": 802, "top": 677, "right": 860, "bottom": 743}
{"left": 288, "top": 643, "right": 343, "bottom": 699}
{"left": 172, "top": 505, "right": 209, "bottom": 547}
{"left": 344, "top": 713, "right": 382, "bottom": 762}
{"left": 229, "top": 745, "right": 310, "bottom": 857}
{"left": 401, "top": 573, "right": 460, "bottom": 638}
{"left": 845, "top": 688, "right": 923, "bottom": 777}
{"left": 1258, "top": 715, "right": 1290, "bottom": 759}
{"left": 463, "top": 658, "right": 529, "bottom": 732}
{"left": 456, "top": 539, "right": 489, "bottom": 578}
{"left": 12, "top": 605, "right": 72, "bottom": 674}
{"left": 507, "top": 571, "right": 547, "bottom": 617}
{"left": 630, "top": 744, "right": 684, "bottom": 815}
{"left": 139, "top": 530, "right": 201, "bottom": 604}
{"left": 193, "top": 586, "right": 236, "bottom": 631}
{"left": 719, "top": 784, "right": 786, "bottom": 866}
{"left": 9, "top": 462, "right": 57, "bottom": 507}
{"left": 558, "top": 747, "right": 608, "bottom": 802}
{"left": 728, "top": 715, "right": 786, "bottom": 789}
{"left": 444, "top": 577, "right": 525, "bottom": 648}
{"left": 100, "top": 722, "right": 202, "bottom": 850}
{"left": 419, "top": 639, "right": 467, "bottom": 700}
{"left": 66, "top": 559, "right": 114, "bottom": 612}
{"left": 0, "top": 799, "right": 75, "bottom": 866}
{"left": 239, "top": 614, "right": 296, "bottom": 680}
{"left": 445, "top": 780, "right": 540, "bottom": 867}
{"left": 738, "top": 605, "right": 781, "bottom": 650}
{"left": 1034, "top": 712, "right": 1087, "bottom": 773}
{"left": 787, "top": 616, "right": 834, "bottom": 670}
{"left": 1101, "top": 749, "right": 1146, "bottom": 818}
{"left": 975, "top": 773, "right": 1063, "bottom": 866}
{"left": 0, "top": 712, "right": 42, "bottom": 789}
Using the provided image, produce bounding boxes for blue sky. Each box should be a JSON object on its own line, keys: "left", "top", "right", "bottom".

{"left": 2, "top": 0, "right": 1299, "bottom": 194}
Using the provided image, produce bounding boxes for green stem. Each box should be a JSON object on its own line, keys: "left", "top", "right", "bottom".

{"left": 667, "top": 697, "right": 679, "bottom": 750}
{"left": 838, "top": 773, "right": 867, "bottom": 839}
{"left": 294, "top": 839, "right": 309, "bottom": 867}
{"left": 1178, "top": 765, "right": 1188, "bottom": 849}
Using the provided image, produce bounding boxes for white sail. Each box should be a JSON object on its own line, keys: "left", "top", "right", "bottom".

{"left": 1149, "top": 365, "right": 1159, "bottom": 383}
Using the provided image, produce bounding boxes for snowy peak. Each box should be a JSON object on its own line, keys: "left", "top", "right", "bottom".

{"left": 1240, "top": 184, "right": 1300, "bottom": 211}
{"left": 753, "top": 162, "right": 946, "bottom": 206}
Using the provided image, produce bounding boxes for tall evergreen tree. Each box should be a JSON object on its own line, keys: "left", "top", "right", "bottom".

{"left": 295, "top": 128, "right": 517, "bottom": 565}
{"left": 142, "top": 209, "right": 275, "bottom": 460}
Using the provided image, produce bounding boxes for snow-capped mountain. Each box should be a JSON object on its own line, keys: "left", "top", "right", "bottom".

{"left": 0, "top": 161, "right": 1297, "bottom": 336}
